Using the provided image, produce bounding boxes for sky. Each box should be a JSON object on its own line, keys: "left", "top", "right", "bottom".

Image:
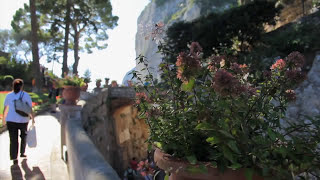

{"left": 0, "top": 0, "right": 149, "bottom": 90}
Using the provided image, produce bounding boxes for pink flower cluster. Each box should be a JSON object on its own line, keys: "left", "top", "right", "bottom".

{"left": 135, "top": 92, "right": 150, "bottom": 104}
{"left": 285, "top": 89, "right": 296, "bottom": 101}
{"left": 269, "top": 52, "right": 306, "bottom": 83}
{"left": 212, "top": 69, "right": 255, "bottom": 97}
{"left": 137, "top": 159, "right": 155, "bottom": 177}
{"left": 270, "top": 59, "right": 286, "bottom": 70}
{"left": 208, "top": 55, "right": 226, "bottom": 72}
{"left": 286, "top": 51, "right": 305, "bottom": 69}
{"left": 231, "top": 63, "right": 249, "bottom": 74}
{"left": 176, "top": 43, "right": 202, "bottom": 83}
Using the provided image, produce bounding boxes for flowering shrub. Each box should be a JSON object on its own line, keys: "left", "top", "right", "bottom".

{"left": 133, "top": 42, "right": 320, "bottom": 178}
{"left": 137, "top": 159, "right": 155, "bottom": 177}
{"left": 58, "top": 74, "right": 85, "bottom": 87}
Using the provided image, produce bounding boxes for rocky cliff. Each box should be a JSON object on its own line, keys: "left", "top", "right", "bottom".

{"left": 286, "top": 52, "right": 320, "bottom": 122}
{"left": 134, "top": 0, "right": 237, "bottom": 81}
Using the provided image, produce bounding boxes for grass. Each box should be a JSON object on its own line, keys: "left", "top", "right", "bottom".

{"left": 0, "top": 92, "right": 8, "bottom": 117}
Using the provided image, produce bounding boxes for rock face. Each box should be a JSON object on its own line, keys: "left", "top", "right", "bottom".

{"left": 81, "top": 88, "right": 149, "bottom": 177}
{"left": 113, "top": 105, "right": 149, "bottom": 170}
{"left": 286, "top": 52, "right": 320, "bottom": 121}
{"left": 134, "top": 0, "right": 236, "bottom": 82}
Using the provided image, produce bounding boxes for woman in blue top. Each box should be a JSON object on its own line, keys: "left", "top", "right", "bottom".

{"left": 2, "top": 79, "right": 35, "bottom": 165}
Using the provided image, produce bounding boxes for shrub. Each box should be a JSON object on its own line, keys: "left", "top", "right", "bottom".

{"left": 133, "top": 41, "right": 320, "bottom": 178}
{"left": 163, "top": 0, "right": 282, "bottom": 63}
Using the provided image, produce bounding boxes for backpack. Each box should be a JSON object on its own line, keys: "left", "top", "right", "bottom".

{"left": 127, "top": 168, "right": 134, "bottom": 180}
{"left": 14, "top": 92, "right": 32, "bottom": 117}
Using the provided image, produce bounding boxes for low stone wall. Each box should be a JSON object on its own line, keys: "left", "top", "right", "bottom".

{"left": 81, "top": 87, "right": 149, "bottom": 177}
{"left": 60, "top": 104, "right": 120, "bottom": 180}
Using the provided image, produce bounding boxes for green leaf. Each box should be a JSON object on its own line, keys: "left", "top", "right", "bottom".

{"left": 187, "top": 155, "right": 197, "bottom": 165}
{"left": 206, "top": 137, "right": 220, "bottom": 145}
{"left": 154, "top": 142, "right": 162, "bottom": 149}
{"left": 181, "top": 78, "right": 195, "bottom": 92}
{"left": 222, "top": 146, "right": 235, "bottom": 163}
{"left": 218, "top": 130, "right": 234, "bottom": 139}
{"left": 195, "top": 123, "right": 213, "bottom": 130}
{"left": 229, "top": 163, "right": 242, "bottom": 170}
{"left": 211, "top": 162, "right": 217, "bottom": 168}
{"left": 227, "top": 141, "right": 241, "bottom": 154}
{"left": 267, "top": 128, "right": 277, "bottom": 141}
{"left": 164, "top": 174, "right": 169, "bottom": 180}
{"left": 245, "top": 168, "right": 254, "bottom": 180}
{"left": 199, "top": 165, "right": 208, "bottom": 174}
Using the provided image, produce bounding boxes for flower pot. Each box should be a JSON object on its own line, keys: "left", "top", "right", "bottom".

{"left": 154, "top": 148, "right": 264, "bottom": 180}
{"left": 62, "top": 86, "right": 80, "bottom": 105}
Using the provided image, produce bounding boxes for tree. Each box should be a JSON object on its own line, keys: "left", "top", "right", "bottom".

{"left": 11, "top": 0, "right": 118, "bottom": 78}
{"left": 83, "top": 69, "right": 91, "bottom": 83}
{"left": 69, "top": 0, "right": 118, "bottom": 75}
{"left": 63, "top": 0, "right": 72, "bottom": 77}
{"left": 29, "top": 0, "right": 42, "bottom": 92}
{"left": 11, "top": 2, "right": 64, "bottom": 63}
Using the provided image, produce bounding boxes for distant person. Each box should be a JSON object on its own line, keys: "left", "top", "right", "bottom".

{"left": 130, "top": 157, "right": 138, "bottom": 170}
{"left": 123, "top": 166, "right": 137, "bottom": 180}
{"left": 111, "top": 80, "right": 118, "bottom": 87}
{"left": 103, "top": 78, "right": 110, "bottom": 88}
{"left": 80, "top": 83, "right": 91, "bottom": 100}
{"left": 93, "top": 79, "right": 102, "bottom": 94}
{"left": 2, "top": 79, "right": 35, "bottom": 165}
{"left": 127, "top": 80, "right": 133, "bottom": 87}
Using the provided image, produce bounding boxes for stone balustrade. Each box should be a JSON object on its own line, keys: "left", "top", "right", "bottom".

{"left": 59, "top": 104, "right": 120, "bottom": 180}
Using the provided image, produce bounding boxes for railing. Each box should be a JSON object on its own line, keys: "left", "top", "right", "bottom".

{"left": 59, "top": 104, "right": 120, "bottom": 180}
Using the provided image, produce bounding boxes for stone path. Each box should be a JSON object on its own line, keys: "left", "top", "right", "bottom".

{"left": 0, "top": 112, "right": 69, "bottom": 180}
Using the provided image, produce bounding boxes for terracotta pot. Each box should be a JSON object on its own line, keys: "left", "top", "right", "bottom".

{"left": 154, "top": 148, "right": 264, "bottom": 180}
{"left": 62, "top": 86, "right": 80, "bottom": 105}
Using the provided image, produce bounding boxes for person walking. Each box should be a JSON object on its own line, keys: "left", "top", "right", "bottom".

{"left": 2, "top": 79, "right": 35, "bottom": 165}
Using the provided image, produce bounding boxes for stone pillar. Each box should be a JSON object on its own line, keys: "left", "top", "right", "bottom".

{"left": 59, "top": 104, "right": 82, "bottom": 160}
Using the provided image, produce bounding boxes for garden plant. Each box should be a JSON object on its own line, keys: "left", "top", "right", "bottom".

{"left": 133, "top": 41, "right": 320, "bottom": 179}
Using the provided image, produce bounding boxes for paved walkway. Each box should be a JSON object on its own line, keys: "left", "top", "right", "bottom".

{"left": 0, "top": 112, "right": 69, "bottom": 180}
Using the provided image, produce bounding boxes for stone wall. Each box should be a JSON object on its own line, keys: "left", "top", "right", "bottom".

{"left": 61, "top": 105, "right": 120, "bottom": 180}
{"left": 113, "top": 105, "right": 149, "bottom": 170}
{"left": 81, "top": 87, "right": 149, "bottom": 177}
{"left": 81, "top": 89, "right": 122, "bottom": 174}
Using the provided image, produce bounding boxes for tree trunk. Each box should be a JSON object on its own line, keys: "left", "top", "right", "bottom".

{"left": 62, "top": 0, "right": 72, "bottom": 77}
{"left": 72, "top": 29, "right": 80, "bottom": 75}
{"left": 301, "top": 0, "right": 305, "bottom": 15}
{"left": 29, "top": 0, "right": 42, "bottom": 92}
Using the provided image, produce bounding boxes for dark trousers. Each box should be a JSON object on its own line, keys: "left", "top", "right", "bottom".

{"left": 7, "top": 122, "right": 28, "bottom": 160}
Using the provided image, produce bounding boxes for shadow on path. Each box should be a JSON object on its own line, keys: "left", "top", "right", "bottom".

{"left": 10, "top": 156, "right": 47, "bottom": 180}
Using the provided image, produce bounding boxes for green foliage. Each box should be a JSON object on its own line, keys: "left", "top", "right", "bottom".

{"left": 83, "top": 69, "right": 91, "bottom": 83}
{"left": 0, "top": 55, "right": 33, "bottom": 89}
{"left": 134, "top": 40, "right": 320, "bottom": 178}
{"left": 237, "top": 10, "right": 320, "bottom": 70}
{"left": 11, "top": 2, "right": 64, "bottom": 64}
{"left": 59, "top": 75, "right": 85, "bottom": 87}
{"left": 163, "top": 0, "right": 282, "bottom": 63}
{"left": 0, "top": 93, "right": 7, "bottom": 117}
{"left": 262, "top": 17, "right": 320, "bottom": 55}
{"left": 29, "top": 92, "right": 49, "bottom": 104}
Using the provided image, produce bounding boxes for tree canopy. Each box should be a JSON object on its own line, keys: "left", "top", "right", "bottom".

{"left": 10, "top": 0, "right": 118, "bottom": 77}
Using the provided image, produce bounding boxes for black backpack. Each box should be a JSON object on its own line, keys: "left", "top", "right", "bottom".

{"left": 127, "top": 168, "right": 134, "bottom": 180}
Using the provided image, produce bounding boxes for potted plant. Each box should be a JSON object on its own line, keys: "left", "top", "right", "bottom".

{"left": 59, "top": 75, "right": 85, "bottom": 105}
{"left": 133, "top": 42, "right": 320, "bottom": 179}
